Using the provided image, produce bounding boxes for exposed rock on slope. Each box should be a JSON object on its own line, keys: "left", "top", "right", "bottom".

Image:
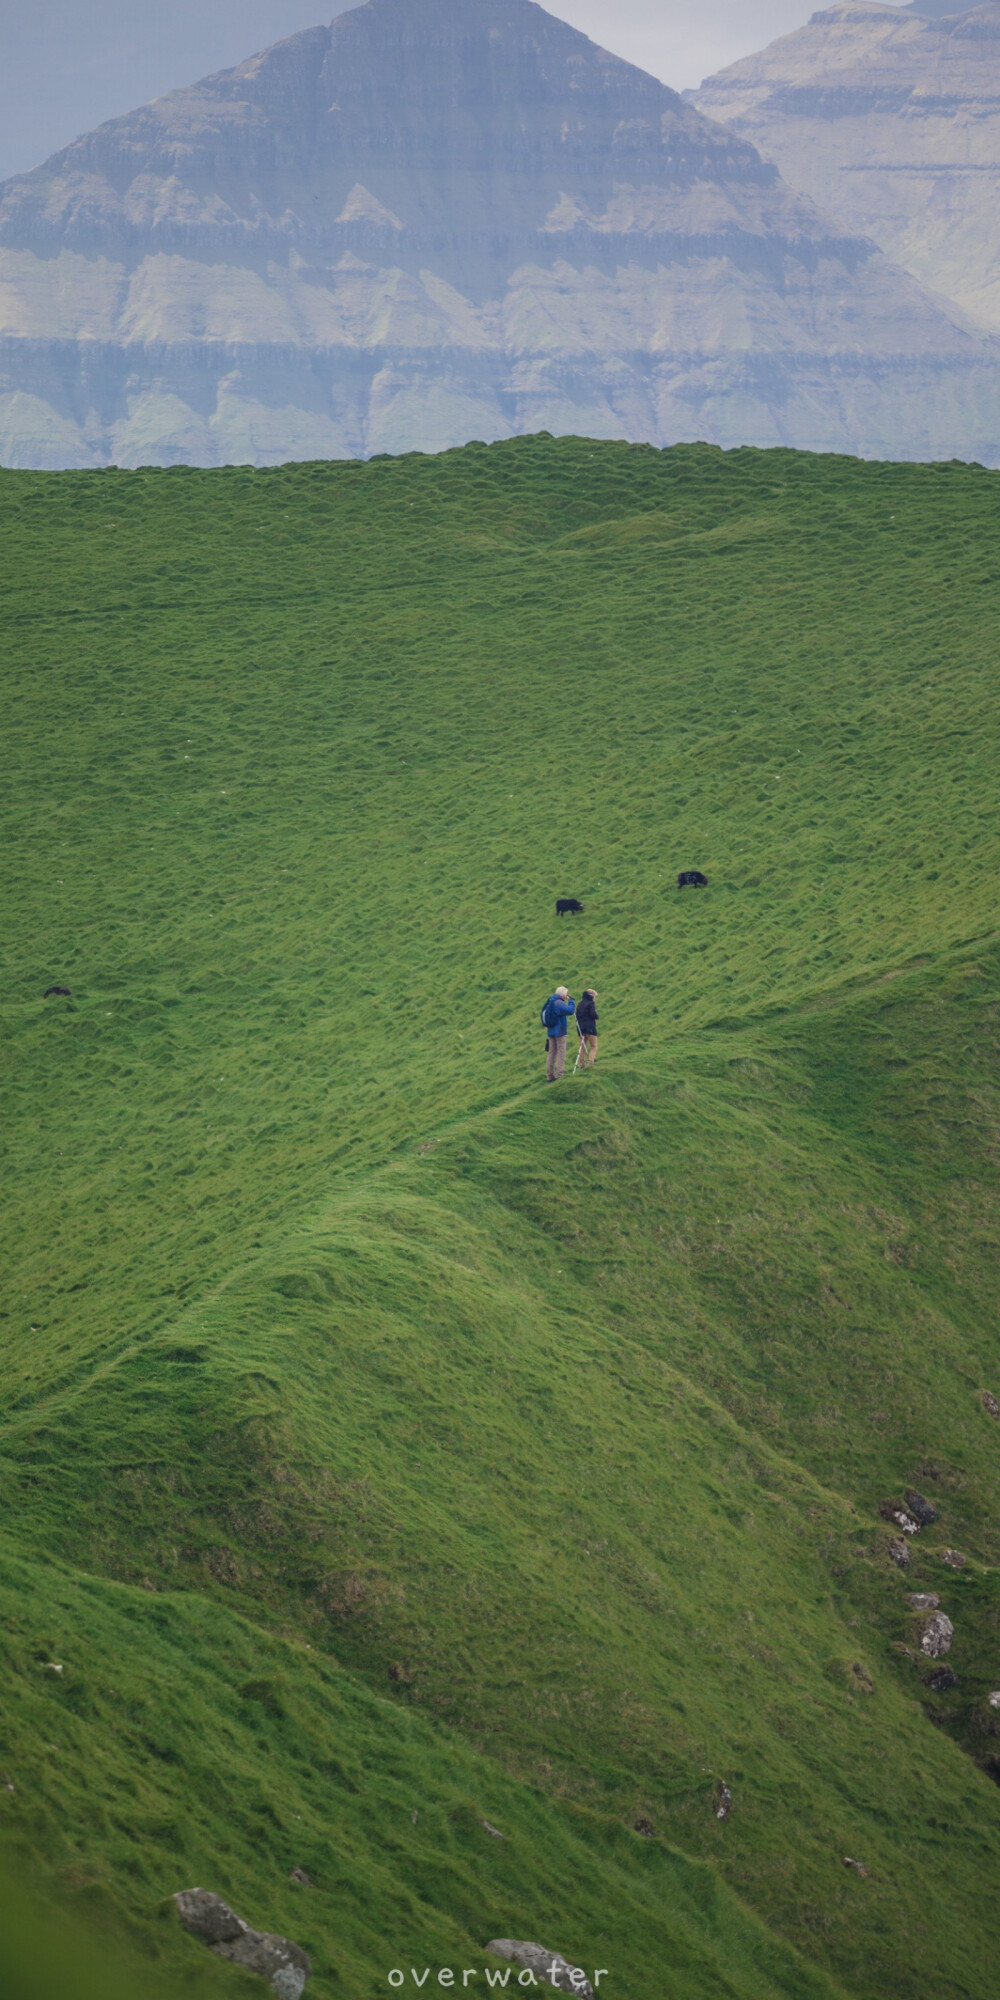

{"left": 486, "top": 1941, "right": 594, "bottom": 1996}
{"left": 694, "top": 1, "right": 1000, "bottom": 335}
{"left": 1, "top": 0, "right": 999, "bottom": 468}
{"left": 174, "top": 1889, "right": 311, "bottom": 1997}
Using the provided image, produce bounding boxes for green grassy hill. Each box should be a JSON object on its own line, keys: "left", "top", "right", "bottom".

{"left": 3, "top": 437, "right": 1000, "bottom": 2000}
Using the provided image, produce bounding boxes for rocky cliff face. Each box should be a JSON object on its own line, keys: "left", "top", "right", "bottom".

{"left": 1, "top": 0, "right": 998, "bottom": 468}
{"left": 694, "top": 2, "right": 1000, "bottom": 336}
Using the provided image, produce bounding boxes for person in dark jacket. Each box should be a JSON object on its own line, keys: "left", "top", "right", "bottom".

{"left": 543, "top": 986, "right": 575, "bottom": 1081}
{"left": 576, "top": 988, "right": 599, "bottom": 1067}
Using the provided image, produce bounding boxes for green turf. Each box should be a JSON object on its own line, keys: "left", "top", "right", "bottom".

{"left": 2, "top": 437, "right": 1000, "bottom": 2000}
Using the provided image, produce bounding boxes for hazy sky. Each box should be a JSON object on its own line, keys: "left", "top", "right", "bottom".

{"left": 0, "top": 0, "right": 909, "bottom": 183}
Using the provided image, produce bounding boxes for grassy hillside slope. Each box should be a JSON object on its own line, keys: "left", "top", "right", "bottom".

{"left": 2, "top": 438, "right": 1000, "bottom": 2000}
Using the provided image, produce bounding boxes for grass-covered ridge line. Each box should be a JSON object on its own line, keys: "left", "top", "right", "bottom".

{"left": 4, "top": 1537, "right": 842, "bottom": 2000}
{"left": 2, "top": 437, "right": 1000, "bottom": 2000}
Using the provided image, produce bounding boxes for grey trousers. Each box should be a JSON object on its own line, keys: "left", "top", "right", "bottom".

{"left": 546, "top": 1036, "right": 567, "bottom": 1081}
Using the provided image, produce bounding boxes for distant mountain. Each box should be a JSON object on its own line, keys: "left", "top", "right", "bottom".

{"left": 1, "top": 0, "right": 999, "bottom": 469}
{"left": 694, "top": 1, "right": 1000, "bottom": 336}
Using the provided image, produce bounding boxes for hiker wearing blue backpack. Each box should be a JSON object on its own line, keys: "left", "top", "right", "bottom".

{"left": 541, "top": 985, "right": 575, "bottom": 1082}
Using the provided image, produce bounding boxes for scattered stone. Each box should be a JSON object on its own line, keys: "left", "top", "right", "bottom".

{"left": 941, "top": 1549, "right": 966, "bottom": 1570}
{"left": 387, "top": 1662, "right": 413, "bottom": 1684}
{"left": 43, "top": 1663, "right": 63, "bottom": 1675}
{"left": 1, "top": 1776, "right": 14, "bottom": 1794}
{"left": 486, "top": 1942, "right": 593, "bottom": 1998}
{"left": 632, "top": 1815, "right": 655, "bottom": 1838}
{"left": 410, "top": 1811, "right": 418, "bottom": 1825}
{"left": 925, "top": 1668, "right": 958, "bottom": 1693}
{"left": 918, "top": 1613, "right": 954, "bottom": 1660}
{"left": 288, "top": 1869, "right": 312, "bottom": 1888}
{"left": 843, "top": 1856, "right": 869, "bottom": 1878}
{"left": 174, "top": 1890, "right": 311, "bottom": 1998}
{"left": 880, "top": 1503, "right": 920, "bottom": 1536}
{"left": 480, "top": 1819, "right": 504, "bottom": 1839}
{"left": 217, "top": 1930, "right": 311, "bottom": 1996}
{"left": 888, "top": 1538, "right": 911, "bottom": 1570}
{"left": 906, "top": 1490, "right": 937, "bottom": 1528}
{"left": 982, "top": 1392, "right": 1000, "bottom": 1421}
{"left": 174, "top": 1891, "right": 244, "bottom": 1949}
{"left": 907, "top": 1594, "right": 941, "bottom": 1612}
{"left": 988, "top": 1692, "right": 1000, "bottom": 1712}
{"left": 714, "top": 1780, "right": 732, "bottom": 1822}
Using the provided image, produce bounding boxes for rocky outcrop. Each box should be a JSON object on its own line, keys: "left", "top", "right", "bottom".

{"left": 925, "top": 1666, "right": 958, "bottom": 1691}
{"left": 1, "top": 0, "right": 999, "bottom": 468}
{"left": 174, "top": 1889, "right": 310, "bottom": 1998}
{"left": 486, "top": 1941, "right": 594, "bottom": 1996}
{"left": 917, "top": 1611, "right": 954, "bottom": 1658}
{"left": 694, "top": 2, "right": 1000, "bottom": 335}
{"left": 906, "top": 1489, "right": 937, "bottom": 1527}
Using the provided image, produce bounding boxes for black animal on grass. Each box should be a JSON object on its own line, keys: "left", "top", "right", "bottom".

{"left": 556, "top": 898, "right": 584, "bottom": 916}
{"left": 677, "top": 871, "right": 709, "bottom": 890}
{"left": 43, "top": 986, "right": 72, "bottom": 998}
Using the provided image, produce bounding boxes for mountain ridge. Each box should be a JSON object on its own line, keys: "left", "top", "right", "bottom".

{"left": 1, "top": 0, "right": 999, "bottom": 468}
{"left": 693, "top": 0, "right": 1000, "bottom": 336}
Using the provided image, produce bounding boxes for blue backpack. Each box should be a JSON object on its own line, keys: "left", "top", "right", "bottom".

{"left": 540, "top": 995, "right": 559, "bottom": 1032}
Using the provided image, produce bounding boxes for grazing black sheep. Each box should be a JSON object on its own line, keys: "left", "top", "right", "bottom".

{"left": 556, "top": 898, "right": 584, "bottom": 916}
{"left": 43, "top": 986, "right": 72, "bottom": 998}
{"left": 677, "top": 871, "right": 709, "bottom": 890}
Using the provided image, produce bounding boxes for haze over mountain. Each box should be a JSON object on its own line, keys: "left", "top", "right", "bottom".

{"left": 694, "top": 1, "right": 1000, "bottom": 336}
{"left": 0, "top": 3, "right": 837, "bottom": 185}
{"left": 1, "top": 0, "right": 998, "bottom": 469}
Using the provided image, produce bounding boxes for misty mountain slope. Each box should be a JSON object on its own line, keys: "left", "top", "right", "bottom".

{"left": 1, "top": 0, "right": 999, "bottom": 469}
{"left": 694, "top": 1, "right": 1000, "bottom": 336}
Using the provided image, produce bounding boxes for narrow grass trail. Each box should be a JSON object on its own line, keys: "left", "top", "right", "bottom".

{"left": 2, "top": 439, "right": 1000, "bottom": 2000}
